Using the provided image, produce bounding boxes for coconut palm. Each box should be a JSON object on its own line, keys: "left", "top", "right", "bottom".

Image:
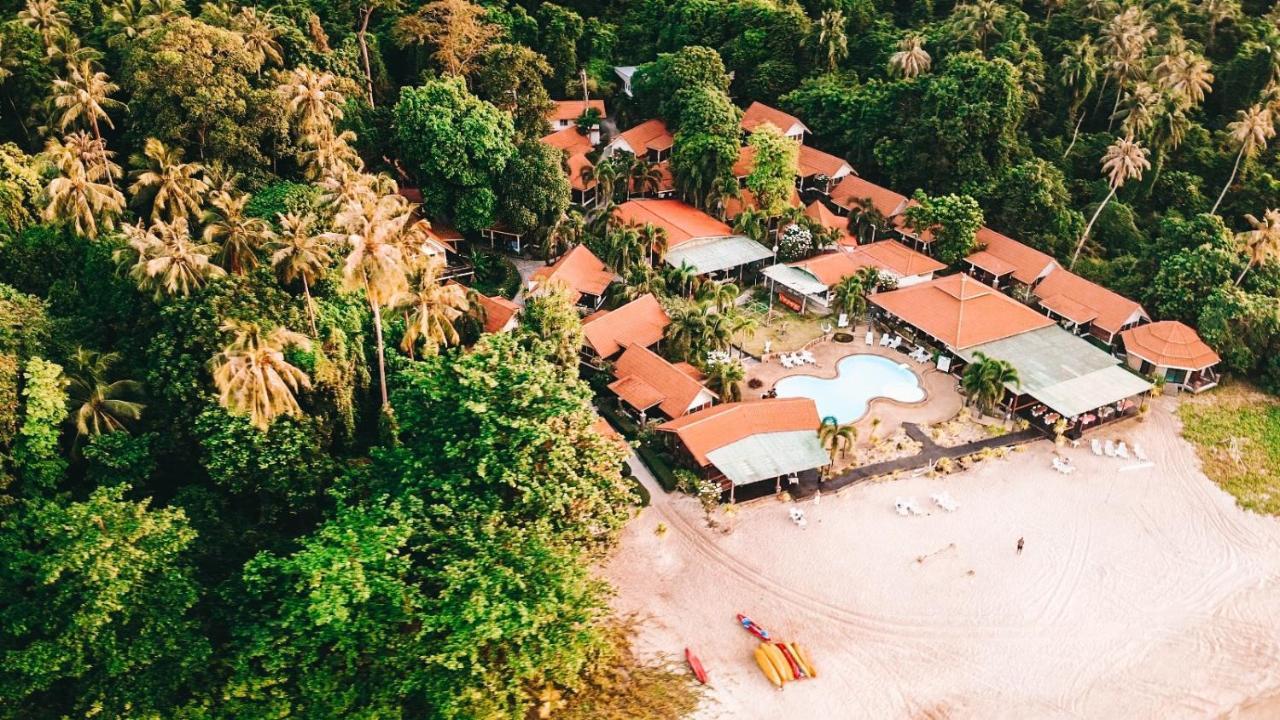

{"left": 269, "top": 212, "right": 332, "bottom": 336}
{"left": 1071, "top": 137, "right": 1151, "bottom": 268}
{"left": 583, "top": 157, "right": 623, "bottom": 205}
{"left": 1113, "top": 81, "right": 1161, "bottom": 139}
{"left": 818, "top": 417, "right": 857, "bottom": 462}
{"left": 1201, "top": 0, "right": 1240, "bottom": 51}
{"left": 732, "top": 207, "right": 771, "bottom": 246}
{"left": 889, "top": 35, "right": 932, "bottom": 79}
{"left": 640, "top": 222, "right": 668, "bottom": 265}
{"left": 17, "top": 0, "right": 70, "bottom": 48}
{"left": 395, "top": 255, "right": 469, "bottom": 358}
{"left": 1060, "top": 38, "right": 1100, "bottom": 157}
{"left": 42, "top": 137, "right": 125, "bottom": 238}
{"left": 1235, "top": 209, "right": 1280, "bottom": 286}
{"left": 815, "top": 9, "right": 848, "bottom": 72}
{"left": 232, "top": 6, "right": 283, "bottom": 70}
{"left": 120, "top": 217, "right": 227, "bottom": 299}
{"left": 847, "top": 197, "right": 889, "bottom": 243}
{"left": 604, "top": 220, "right": 646, "bottom": 276}
{"left": 210, "top": 320, "right": 312, "bottom": 430}
{"left": 325, "top": 192, "right": 412, "bottom": 409}
{"left": 1155, "top": 50, "right": 1214, "bottom": 108}
{"left": 64, "top": 348, "right": 145, "bottom": 446}
{"left": 129, "top": 137, "right": 209, "bottom": 222}
{"left": 696, "top": 279, "right": 740, "bottom": 312}
{"left": 45, "top": 131, "right": 119, "bottom": 182}
{"left": 831, "top": 274, "right": 869, "bottom": 321}
{"left": 203, "top": 191, "right": 274, "bottom": 275}
{"left": 705, "top": 358, "right": 745, "bottom": 402}
{"left": 626, "top": 160, "right": 663, "bottom": 199}
{"left": 49, "top": 59, "right": 123, "bottom": 172}
{"left": 277, "top": 66, "right": 346, "bottom": 139}
{"left": 951, "top": 0, "right": 1007, "bottom": 53}
{"left": 665, "top": 260, "right": 700, "bottom": 298}
{"left": 960, "top": 352, "right": 1020, "bottom": 416}
{"left": 1211, "top": 105, "right": 1276, "bottom": 215}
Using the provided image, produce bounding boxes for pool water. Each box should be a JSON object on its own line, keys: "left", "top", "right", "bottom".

{"left": 774, "top": 354, "right": 925, "bottom": 424}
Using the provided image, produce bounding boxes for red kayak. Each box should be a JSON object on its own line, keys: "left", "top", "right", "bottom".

{"left": 737, "top": 614, "right": 771, "bottom": 640}
{"left": 685, "top": 647, "right": 708, "bottom": 684}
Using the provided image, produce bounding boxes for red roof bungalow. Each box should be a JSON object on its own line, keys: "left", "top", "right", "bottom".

{"left": 657, "top": 398, "right": 828, "bottom": 501}
{"left": 870, "top": 273, "right": 1054, "bottom": 353}
{"left": 475, "top": 294, "right": 520, "bottom": 334}
{"left": 613, "top": 199, "right": 774, "bottom": 280}
{"left": 581, "top": 293, "right": 671, "bottom": 365}
{"left": 740, "top": 102, "right": 810, "bottom": 143}
{"left": 607, "top": 343, "right": 717, "bottom": 421}
{"left": 528, "top": 244, "right": 614, "bottom": 309}
{"left": 541, "top": 126, "right": 599, "bottom": 208}
{"left": 963, "top": 228, "right": 1058, "bottom": 291}
{"left": 547, "top": 99, "right": 606, "bottom": 141}
{"left": 805, "top": 199, "right": 857, "bottom": 247}
{"left": 604, "top": 119, "right": 674, "bottom": 163}
{"left": 843, "top": 241, "right": 945, "bottom": 288}
{"left": 1120, "top": 321, "right": 1220, "bottom": 392}
{"left": 797, "top": 145, "right": 854, "bottom": 194}
{"left": 1032, "top": 269, "right": 1149, "bottom": 346}
{"left": 829, "top": 175, "right": 912, "bottom": 241}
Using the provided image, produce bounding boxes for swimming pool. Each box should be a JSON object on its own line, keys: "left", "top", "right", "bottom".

{"left": 773, "top": 354, "right": 925, "bottom": 424}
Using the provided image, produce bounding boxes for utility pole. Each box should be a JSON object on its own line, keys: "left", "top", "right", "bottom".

{"left": 580, "top": 67, "right": 590, "bottom": 103}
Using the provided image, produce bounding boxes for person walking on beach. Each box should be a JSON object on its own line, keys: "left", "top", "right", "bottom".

{"left": 1016, "top": 537, "right": 1025, "bottom": 555}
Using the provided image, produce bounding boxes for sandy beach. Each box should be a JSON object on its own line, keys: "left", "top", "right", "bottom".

{"left": 604, "top": 397, "right": 1280, "bottom": 719}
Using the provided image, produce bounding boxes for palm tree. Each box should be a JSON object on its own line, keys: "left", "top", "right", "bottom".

{"left": 50, "top": 59, "right": 123, "bottom": 184}
{"left": 1061, "top": 38, "right": 1099, "bottom": 157}
{"left": 1155, "top": 49, "right": 1214, "bottom": 108}
{"left": 665, "top": 260, "right": 700, "bottom": 298}
{"left": 1113, "top": 82, "right": 1160, "bottom": 139}
{"left": 17, "top": 0, "right": 70, "bottom": 48}
{"left": 129, "top": 137, "right": 209, "bottom": 222}
{"left": 1071, "top": 137, "right": 1151, "bottom": 268}
{"left": 889, "top": 35, "right": 932, "bottom": 79}
{"left": 815, "top": 9, "right": 848, "bottom": 72}
{"left": 951, "top": 0, "right": 1006, "bottom": 53}
{"left": 1201, "top": 0, "right": 1241, "bottom": 51}
{"left": 818, "top": 417, "right": 857, "bottom": 466}
{"left": 641, "top": 222, "right": 668, "bottom": 265}
{"left": 203, "top": 191, "right": 274, "bottom": 275}
{"left": 605, "top": 219, "right": 647, "bottom": 276}
{"left": 831, "top": 274, "right": 869, "bottom": 321}
{"left": 119, "top": 217, "right": 227, "bottom": 299}
{"left": 705, "top": 358, "right": 745, "bottom": 402}
{"left": 1147, "top": 96, "right": 1191, "bottom": 189}
{"left": 1235, "top": 209, "right": 1280, "bottom": 286}
{"left": 277, "top": 66, "right": 346, "bottom": 139}
{"left": 42, "top": 144, "right": 125, "bottom": 239}
{"left": 847, "top": 197, "right": 889, "bottom": 243}
{"left": 210, "top": 320, "right": 312, "bottom": 431}
{"left": 325, "top": 192, "right": 412, "bottom": 409}
{"left": 64, "top": 348, "right": 144, "bottom": 447}
{"left": 583, "top": 157, "right": 623, "bottom": 206}
{"left": 960, "top": 352, "right": 1020, "bottom": 416}
{"left": 232, "top": 6, "right": 283, "bottom": 70}
{"left": 269, "top": 212, "right": 332, "bottom": 336}
{"left": 696, "top": 279, "right": 740, "bottom": 312}
{"left": 395, "top": 255, "right": 469, "bottom": 358}
{"left": 626, "top": 160, "right": 663, "bottom": 199}
{"left": 1211, "top": 105, "right": 1275, "bottom": 215}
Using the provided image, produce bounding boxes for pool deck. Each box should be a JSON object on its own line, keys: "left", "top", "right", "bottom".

{"left": 742, "top": 327, "right": 964, "bottom": 445}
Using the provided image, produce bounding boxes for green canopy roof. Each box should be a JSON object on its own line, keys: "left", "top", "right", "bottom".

{"left": 705, "top": 430, "right": 830, "bottom": 486}
{"left": 762, "top": 263, "right": 829, "bottom": 295}
{"left": 664, "top": 235, "right": 773, "bottom": 275}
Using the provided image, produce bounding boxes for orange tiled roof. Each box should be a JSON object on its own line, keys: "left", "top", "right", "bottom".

{"left": 658, "top": 398, "right": 820, "bottom": 467}
{"left": 845, "top": 241, "right": 944, "bottom": 279}
{"left": 805, "top": 199, "right": 857, "bottom": 247}
{"left": 968, "top": 228, "right": 1057, "bottom": 286}
{"left": 565, "top": 153, "right": 595, "bottom": 191}
{"left": 733, "top": 145, "right": 758, "bottom": 178}
{"left": 789, "top": 251, "right": 862, "bottom": 287}
{"left": 870, "top": 273, "right": 1054, "bottom": 350}
{"left": 830, "top": 175, "right": 910, "bottom": 219}
{"left": 1120, "top": 321, "right": 1219, "bottom": 370}
{"left": 740, "top": 102, "right": 809, "bottom": 136}
{"left": 722, "top": 186, "right": 802, "bottom": 220}
{"left": 549, "top": 99, "right": 606, "bottom": 122}
{"left": 964, "top": 250, "right": 1016, "bottom": 278}
{"left": 613, "top": 199, "right": 735, "bottom": 247}
{"left": 797, "top": 145, "right": 852, "bottom": 179}
{"left": 476, "top": 294, "right": 520, "bottom": 334}
{"left": 541, "top": 127, "right": 597, "bottom": 191}
{"left": 530, "top": 245, "right": 614, "bottom": 303}
{"left": 614, "top": 119, "right": 673, "bottom": 154}
{"left": 608, "top": 343, "right": 715, "bottom": 418}
{"left": 1033, "top": 269, "right": 1149, "bottom": 336}
{"left": 581, "top": 293, "right": 671, "bottom": 358}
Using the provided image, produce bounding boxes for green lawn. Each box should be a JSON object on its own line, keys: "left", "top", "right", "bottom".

{"left": 1179, "top": 382, "right": 1280, "bottom": 516}
{"left": 737, "top": 303, "right": 835, "bottom": 355}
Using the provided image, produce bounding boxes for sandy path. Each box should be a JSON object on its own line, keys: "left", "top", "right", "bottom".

{"left": 603, "top": 397, "right": 1280, "bottom": 719}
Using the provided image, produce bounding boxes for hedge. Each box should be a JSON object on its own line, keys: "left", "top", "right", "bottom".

{"left": 629, "top": 477, "right": 651, "bottom": 506}
{"left": 637, "top": 445, "right": 679, "bottom": 492}
{"left": 595, "top": 402, "right": 640, "bottom": 438}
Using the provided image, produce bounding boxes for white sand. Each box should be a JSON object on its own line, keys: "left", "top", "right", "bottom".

{"left": 604, "top": 397, "right": 1280, "bottom": 719}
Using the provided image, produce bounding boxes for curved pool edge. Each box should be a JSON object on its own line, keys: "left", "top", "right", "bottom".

{"left": 770, "top": 352, "right": 931, "bottom": 425}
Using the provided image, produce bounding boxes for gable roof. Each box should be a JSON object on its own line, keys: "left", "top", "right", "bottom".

{"left": 797, "top": 145, "right": 853, "bottom": 179}
{"left": 476, "top": 294, "right": 520, "bottom": 334}
{"left": 722, "top": 186, "right": 802, "bottom": 220}
{"left": 530, "top": 245, "right": 614, "bottom": 303}
{"left": 788, "top": 251, "right": 862, "bottom": 287}
{"left": 967, "top": 228, "right": 1058, "bottom": 285}
{"left": 549, "top": 99, "right": 605, "bottom": 122}
{"left": 845, "top": 241, "right": 945, "bottom": 279}
{"left": 541, "top": 127, "right": 597, "bottom": 191}
{"left": 1033, "top": 269, "right": 1149, "bottom": 336}
{"left": 1120, "top": 320, "right": 1220, "bottom": 370}
{"left": 805, "top": 199, "right": 858, "bottom": 247}
{"left": 614, "top": 199, "right": 736, "bottom": 247}
{"left": 870, "top": 273, "right": 1054, "bottom": 350}
{"left": 582, "top": 293, "right": 670, "bottom": 358}
{"left": 658, "top": 397, "right": 820, "bottom": 466}
{"left": 740, "top": 102, "right": 809, "bottom": 137}
{"left": 612, "top": 119, "right": 673, "bottom": 154}
{"left": 609, "top": 343, "right": 716, "bottom": 418}
{"left": 830, "top": 175, "right": 910, "bottom": 219}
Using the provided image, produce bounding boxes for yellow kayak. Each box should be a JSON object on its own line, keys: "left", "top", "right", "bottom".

{"left": 754, "top": 645, "right": 783, "bottom": 688}
{"left": 785, "top": 642, "right": 815, "bottom": 679}
{"left": 761, "top": 642, "right": 795, "bottom": 681}
{"left": 792, "top": 642, "right": 818, "bottom": 679}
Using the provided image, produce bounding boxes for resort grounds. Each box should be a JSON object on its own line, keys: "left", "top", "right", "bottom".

{"left": 603, "top": 395, "right": 1280, "bottom": 719}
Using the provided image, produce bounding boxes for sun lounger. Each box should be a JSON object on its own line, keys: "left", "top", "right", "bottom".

{"left": 1091, "top": 439, "right": 1103, "bottom": 456}
{"left": 780, "top": 356, "right": 793, "bottom": 369}
{"left": 1116, "top": 442, "right": 1129, "bottom": 459}
{"left": 1104, "top": 440, "right": 1116, "bottom": 457}
{"left": 906, "top": 499, "right": 926, "bottom": 516}
{"left": 931, "top": 493, "right": 958, "bottom": 512}
{"left": 894, "top": 499, "right": 909, "bottom": 516}
{"left": 838, "top": 313, "right": 849, "bottom": 328}
{"left": 1134, "top": 444, "right": 1148, "bottom": 462}
{"left": 880, "top": 333, "right": 892, "bottom": 347}
{"left": 865, "top": 330, "right": 874, "bottom": 345}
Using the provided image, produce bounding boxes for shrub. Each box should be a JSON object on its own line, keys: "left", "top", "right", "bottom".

{"left": 637, "top": 445, "right": 678, "bottom": 492}
{"left": 629, "top": 477, "right": 651, "bottom": 506}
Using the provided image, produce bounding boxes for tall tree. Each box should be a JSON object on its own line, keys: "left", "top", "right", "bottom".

{"left": 1060, "top": 37, "right": 1099, "bottom": 157}
{"left": 64, "top": 348, "right": 144, "bottom": 446}
{"left": 128, "top": 137, "right": 208, "bottom": 223}
{"left": 392, "top": 0, "right": 500, "bottom": 78}
{"left": 1211, "top": 104, "right": 1275, "bottom": 215}
{"left": 1072, "top": 137, "right": 1151, "bottom": 268}
{"left": 745, "top": 122, "right": 800, "bottom": 218}
{"left": 269, "top": 212, "right": 331, "bottom": 336}
{"left": 49, "top": 59, "right": 122, "bottom": 184}
{"left": 889, "top": 35, "right": 932, "bottom": 79}
{"left": 203, "top": 191, "right": 275, "bottom": 275}
{"left": 951, "top": 0, "right": 1008, "bottom": 54}
{"left": 119, "top": 217, "right": 226, "bottom": 299}
{"left": 395, "top": 255, "right": 469, "bottom": 357}
{"left": 814, "top": 9, "right": 848, "bottom": 72}
{"left": 960, "top": 351, "right": 1020, "bottom": 415}
{"left": 42, "top": 137, "right": 125, "bottom": 239}
{"left": 902, "top": 191, "right": 985, "bottom": 265}
{"left": 1235, "top": 209, "right": 1280, "bottom": 286}
{"left": 210, "top": 320, "right": 312, "bottom": 430}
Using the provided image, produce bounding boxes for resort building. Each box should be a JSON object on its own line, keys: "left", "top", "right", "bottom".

{"left": 658, "top": 397, "right": 829, "bottom": 502}
{"left": 740, "top": 101, "right": 809, "bottom": 143}
{"left": 581, "top": 293, "right": 671, "bottom": 366}
{"left": 420, "top": 222, "right": 474, "bottom": 282}
{"left": 843, "top": 241, "right": 944, "bottom": 288}
{"left": 829, "top": 175, "right": 913, "bottom": 242}
{"left": 608, "top": 343, "right": 717, "bottom": 421}
{"left": 797, "top": 145, "right": 854, "bottom": 194}
{"left": 1032, "top": 268, "right": 1149, "bottom": 346}
{"left": 547, "top": 99, "right": 605, "bottom": 142}
{"left": 528, "top": 245, "right": 614, "bottom": 309}
{"left": 475, "top": 293, "right": 520, "bottom": 334}
{"left": 613, "top": 65, "right": 637, "bottom": 96}
{"left": 479, "top": 224, "right": 527, "bottom": 254}
{"left": 805, "top": 199, "right": 857, "bottom": 247}
{"left": 541, "top": 126, "right": 599, "bottom": 208}
{"left": 721, "top": 186, "right": 802, "bottom": 221}
{"left": 1120, "top": 321, "right": 1221, "bottom": 393}
{"left": 761, "top": 245, "right": 942, "bottom": 314}
{"left": 963, "top": 228, "right": 1058, "bottom": 294}
{"left": 603, "top": 119, "right": 674, "bottom": 163}
{"left": 613, "top": 199, "right": 773, "bottom": 281}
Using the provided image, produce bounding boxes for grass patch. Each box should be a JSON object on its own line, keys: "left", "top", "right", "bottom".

{"left": 1179, "top": 381, "right": 1280, "bottom": 516}
{"left": 737, "top": 306, "right": 832, "bottom": 355}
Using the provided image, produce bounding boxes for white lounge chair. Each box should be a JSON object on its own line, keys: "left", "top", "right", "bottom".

{"left": 880, "top": 333, "right": 892, "bottom": 347}
{"left": 837, "top": 313, "right": 849, "bottom": 328}
{"left": 1116, "top": 442, "right": 1129, "bottom": 459}
{"left": 894, "top": 498, "right": 909, "bottom": 516}
{"left": 865, "top": 330, "right": 874, "bottom": 345}
{"left": 1134, "top": 444, "right": 1148, "bottom": 462}
{"left": 936, "top": 356, "right": 952, "bottom": 372}
{"left": 1104, "top": 440, "right": 1116, "bottom": 457}
{"left": 800, "top": 350, "right": 815, "bottom": 364}
{"left": 892, "top": 336, "right": 904, "bottom": 349}
{"left": 1091, "top": 439, "right": 1103, "bottom": 456}
{"left": 931, "top": 493, "right": 959, "bottom": 512}
{"left": 780, "top": 355, "right": 793, "bottom": 369}
{"left": 906, "top": 499, "right": 926, "bottom": 516}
